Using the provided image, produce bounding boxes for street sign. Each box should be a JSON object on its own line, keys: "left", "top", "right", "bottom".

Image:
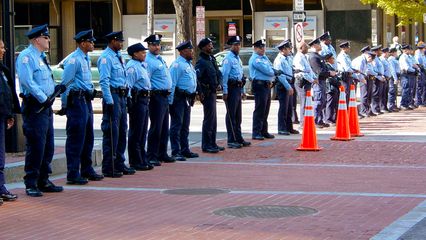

{"left": 295, "top": 0, "right": 304, "bottom": 11}
{"left": 294, "top": 22, "right": 304, "bottom": 45}
{"left": 196, "top": 6, "right": 205, "bottom": 45}
{"left": 293, "top": 11, "right": 306, "bottom": 23}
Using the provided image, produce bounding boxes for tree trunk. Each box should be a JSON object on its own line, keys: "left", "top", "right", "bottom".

{"left": 172, "top": 0, "right": 193, "bottom": 43}
{"left": 147, "top": 0, "right": 154, "bottom": 35}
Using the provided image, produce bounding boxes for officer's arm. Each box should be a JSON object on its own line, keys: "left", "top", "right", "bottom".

{"left": 252, "top": 58, "right": 275, "bottom": 77}
{"left": 17, "top": 55, "right": 48, "bottom": 103}
{"left": 195, "top": 59, "right": 205, "bottom": 93}
{"left": 273, "top": 58, "right": 291, "bottom": 90}
{"left": 98, "top": 56, "right": 114, "bottom": 104}
{"left": 309, "top": 55, "right": 329, "bottom": 78}
{"left": 60, "top": 57, "right": 78, "bottom": 108}
{"left": 169, "top": 62, "right": 180, "bottom": 105}
{"left": 221, "top": 58, "right": 231, "bottom": 94}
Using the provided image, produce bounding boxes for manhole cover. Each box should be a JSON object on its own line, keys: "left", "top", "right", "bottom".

{"left": 162, "top": 188, "right": 230, "bottom": 195}
{"left": 213, "top": 205, "right": 318, "bottom": 218}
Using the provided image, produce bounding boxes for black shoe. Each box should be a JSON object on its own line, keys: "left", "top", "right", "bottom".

{"left": 368, "top": 112, "right": 377, "bottom": 117}
{"left": 103, "top": 171, "right": 123, "bottom": 178}
{"left": 263, "top": 133, "right": 275, "bottom": 139}
{"left": 182, "top": 152, "right": 199, "bottom": 158}
{"left": 82, "top": 173, "right": 104, "bottom": 181}
{"left": 202, "top": 147, "right": 219, "bottom": 153}
{"left": 38, "top": 180, "right": 63, "bottom": 193}
{"left": 214, "top": 146, "right": 225, "bottom": 151}
{"left": 321, "top": 123, "right": 330, "bottom": 128}
{"left": 359, "top": 113, "right": 368, "bottom": 117}
{"left": 172, "top": 154, "right": 187, "bottom": 161}
{"left": 227, "top": 142, "right": 242, "bottom": 149}
{"left": 315, "top": 124, "right": 324, "bottom": 129}
{"left": 401, "top": 106, "right": 412, "bottom": 111}
{"left": 131, "top": 164, "right": 154, "bottom": 171}
{"left": 66, "top": 176, "right": 89, "bottom": 185}
{"left": 121, "top": 166, "right": 136, "bottom": 175}
{"left": 0, "top": 191, "right": 18, "bottom": 201}
{"left": 239, "top": 141, "right": 251, "bottom": 147}
{"left": 252, "top": 135, "right": 264, "bottom": 140}
{"left": 161, "top": 155, "right": 176, "bottom": 163}
{"left": 149, "top": 160, "right": 162, "bottom": 166}
{"left": 289, "top": 129, "right": 300, "bottom": 134}
{"left": 25, "top": 187, "right": 43, "bottom": 197}
{"left": 293, "top": 120, "right": 300, "bottom": 124}
{"left": 278, "top": 130, "right": 290, "bottom": 135}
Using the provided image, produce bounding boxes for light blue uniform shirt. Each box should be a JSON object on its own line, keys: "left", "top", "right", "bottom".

{"left": 372, "top": 57, "right": 384, "bottom": 80}
{"left": 351, "top": 55, "right": 368, "bottom": 81}
{"left": 399, "top": 53, "right": 416, "bottom": 72}
{"left": 221, "top": 51, "right": 244, "bottom": 94}
{"left": 293, "top": 52, "right": 316, "bottom": 82}
{"left": 388, "top": 56, "right": 400, "bottom": 79}
{"left": 97, "top": 47, "right": 127, "bottom": 104}
{"left": 415, "top": 50, "right": 426, "bottom": 68}
{"left": 169, "top": 56, "right": 197, "bottom": 104}
{"left": 126, "top": 59, "right": 151, "bottom": 91}
{"left": 337, "top": 51, "right": 353, "bottom": 73}
{"left": 273, "top": 53, "right": 292, "bottom": 90}
{"left": 60, "top": 48, "right": 94, "bottom": 107}
{"left": 16, "top": 44, "right": 55, "bottom": 103}
{"left": 248, "top": 52, "right": 275, "bottom": 81}
{"left": 320, "top": 43, "right": 337, "bottom": 68}
{"left": 145, "top": 52, "right": 172, "bottom": 91}
{"left": 379, "top": 56, "right": 392, "bottom": 78}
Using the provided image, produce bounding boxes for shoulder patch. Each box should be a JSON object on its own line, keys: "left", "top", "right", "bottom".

{"left": 255, "top": 58, "right": 262, "bottom": 63}
{"left": 101, "top": 58, "right": 107, "bottom": 64}
{"left": 127, "top": 67, "right": 135, "bottom": 74}
{"left": 173, "top": 62, "right": 179, "bottom": 68}
{"left": 223, "top": 59, "right": 229, "bottom": 65}
{"left": 68, "top": 58, "right": 76, "bottom": 64}
{"left": 22, "top": 56, "right": 29, "bottom": 64}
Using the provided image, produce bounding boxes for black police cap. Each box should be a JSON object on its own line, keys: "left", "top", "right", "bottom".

{"left": 197, "top": 38, "right": 213, "bottom": 49}
{"left": 252, "top": 39, "right": 266, "bottom": 48}
{"left": 144, "top": 34, "right": 162, "bottom": 44}
{"left": 74, "top": 29, "right": 96, "bottom": 43}
{"left": 176, "top": 40, "right": 193, "bottom": 51}
{"left": 339, "top": 41, "right": 350, "bottom": 48}
{"left": 319, "top": 31, "right": 331, "bottom": 41}
{"left": 360, "top": 45, "right": 370, "bottom": 53}
{"left": 276, "top": 40, "right": 291, "bottom": 50}
{"left": 370, "top": 45, "right": 382, "bottom": 51}
{"left": 26, "top": 24, "right": 49, "bottom": 39}
{"left": 127, "top": 43, "right": 148, "bottom": 56}
{"left": 323, "top": 53, "right": 334, "bottom": 60}
{"left": 307, "top": 37, "right": 321, "bottom": 47}
{"left": 381, "top": 47, "right": 389, "bottom": 53}
{"left": 105, "top": 31, "right": 124, "bottom": 42}
{"left": 401, "top": 44, "right": 410, "bottom": 50}
{"left": 227, "top": 36, "right": 241, "bottom": 45}
{"left": 389, "top": 48, "right": 397, "bottom": 53}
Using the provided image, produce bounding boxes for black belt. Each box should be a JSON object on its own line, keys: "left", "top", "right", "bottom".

{"left": 110, "top": 87, "right": 128, "bottom": 96}
{"left": 228, "top": 79, "right": 243, "bottom": 88}
{"left": 131, "top": 89, "right": 150, "bottom": 97}
{"left": 151, "top": 89, "right": 170, "bottom": 97}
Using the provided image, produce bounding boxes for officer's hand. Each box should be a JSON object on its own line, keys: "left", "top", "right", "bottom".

{"left": 242, "top": 93, "right": 247, "bottom": 101}
{"left": 198, "top": 93, "right": 205, "bottom": 103}
{"left": 216, "top": 85, "right": 222, "bottom": 91}
{"left": 55, "top": 84, "right": 67, "bottom": 94}
{"left": 222, "top": 94, "right": 228, "bottom": 102}
{"left": 288, "top": 88, "right": 294, "bottom": 96}
{"left": 313, "top": 79, "right": 319, "bottom": 84}
{"left": 127, "top": 98, "right": 133, "bottom": 113}
{"left": 6, "top": 118, "right": 14, "bottom": 129}
{"left": 361, "top": 79, "right": 367, "bottom": 84}
{"left": 106, "top": 104, "right": 114, "bottom": 115}
{"left": 329, "top": 71, "right": 337, "bottom": 77}
{"left": 56, "top": 108, "right": 67, "bottom": 116}
{"left": 273, "top": 69, "right": 283, "bottom": 76}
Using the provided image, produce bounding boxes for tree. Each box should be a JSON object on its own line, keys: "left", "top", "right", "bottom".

{"left": 172, "top": 0, "right": 193, "bottom": 43}
{"left": 360, "top": 0, "right": 426, "bottom": 25}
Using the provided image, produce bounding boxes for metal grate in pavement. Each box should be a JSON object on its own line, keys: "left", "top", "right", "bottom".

{"left": 162, "top": 188, "right": 230, "bottom": 195}
{"left": 213, "top": 205, "right": 318, "bottom": 218}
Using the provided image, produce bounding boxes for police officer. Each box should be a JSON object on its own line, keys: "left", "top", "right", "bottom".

{"left": 414, "top": 43, "right": 426, "bottom": 106}
{"left": 379, "top": 47, "right": 392, "bottom": 112}
{"left": 16, "top": 24, "right": 65, "bottom": 196}
{"left": 126, "top": 43, "right": 154, "bottom": 171}
{"left": 293, "top": 41, "right": 317, "bottom": 128}
{"left": 308, "top": 37, "right": 336, "bottom": 128}
{"left": 324, "top": 53, "right": 340, "bottom": 125}
{"left": 370, "top": 45, "right": 385, "bottom": 115}
{"left": 352, "top": 46, "right": 371, "bottom": 117}
{"left": 319, "top": 32, "right": 337, "bottom": 67}
{"left": 388, "top": 48, "right": 400, "bottom": 111}
{"left": 273, "top": 40, "right": 297, "bottom": 135}
{"left": 58, "top": 30, "right": 104, "bottom": 184}
{"left": 195, "top": 38, "right": 224, "bottom": 153}
{"left": 287, "top": 42, "right": 300, "bottom": 125}
{"left": 336, "top": 41, "right": 353, "bottom": 104}
{"left": 145, "top": 34, "right": 175, "bottom": 165}
{"left": 0, "top": 38, "right": 19, "bottom": 202}
{"left": 250, "top": 39, "right": 278, "bottom": 140}
{"left": 169, "top": 40, "right": 199, "bottom": 160}
{"left": 221, "top": 36, "right": 251, "bottom": 148}
{"left": 399, "top": 44, "right": 417, "bottom": 110}
{"left": 98, "top": 31, "right": 135, "bottom": 177}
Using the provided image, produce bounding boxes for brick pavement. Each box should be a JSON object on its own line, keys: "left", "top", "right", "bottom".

{"left": 2, "top": 108, "right": 426, "bottom": 239}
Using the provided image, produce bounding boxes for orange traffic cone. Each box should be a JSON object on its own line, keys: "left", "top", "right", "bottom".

{"left": 331, "top": 86, "right": 353, "bottom": 141}
{"left": 297, "top": 90, "right": 321, "bottom": 151}
{"left": 348, "top": 84, "right": 364, "bottom": 137}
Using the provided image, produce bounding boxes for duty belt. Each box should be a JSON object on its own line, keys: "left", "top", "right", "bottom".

{"left": 69, "top": 89, "right": 95, "bottom": 100}
{"left": 131, "top": 89, "right": 150, "bottom": 97}
{"left": 150, "top": 89, "right": 170, "bottom": 97}
{"left": 227, "top": 79, "right": 243, "bottom": 88}
{"left": 110, "top": 87, "right": 128, "bottom": 97}
{"left": 175, "top": 87, "right": 194, "bottom": 97}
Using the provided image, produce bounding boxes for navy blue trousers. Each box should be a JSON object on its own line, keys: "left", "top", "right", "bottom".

{"left": 65, "top": 96, "right": 95, "bottom": 179}
{"left": 147, "top": 93, "right": 169, "bottom": 161}
{"left": 415, "top": 73, "right": 426, "bottom": 106}
{"left": 170, "top": 96, "right": 191, "bottom": 155}
{"left": 388, "top": 77, "right": 397, "bottom": 109}
{"left": 313, "top": 82, "right": 326, "bottom": 125}
{"left": 128, "top": 96, "right": 149, "bottom": 166}
{"left": 277, "top": 86, "right": 293, "bottom": 132}
{"left": 371, "top": 79, "right": 383, "bottom": 113}
{"left": 325, "top": 90, "right": 339, "bottom": 123}
{"left": 380, "top": 79, "right": 389, "bottom": 111}
{"left": 400, "top": 74, "right": 412, "bottom": 107}
{"left": 359, "top": 79, "right": 373, "bottom": 115}
{"left": 101, "top": 93, "right": 127, "bottom": 173}
{"left": 225, "top": 86, "right": 243, "bottom": 143}
{"left": 201, "top": 92, "right": 217, "bottom": 150}
{"left": 252, "top": 81, "right": 271, "bottom": 137}
{"left": 290, "top": 84, "right": 299, "bottom": 123}
{"left": 22, "top": 101, "right": 54, "bottom": 188}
